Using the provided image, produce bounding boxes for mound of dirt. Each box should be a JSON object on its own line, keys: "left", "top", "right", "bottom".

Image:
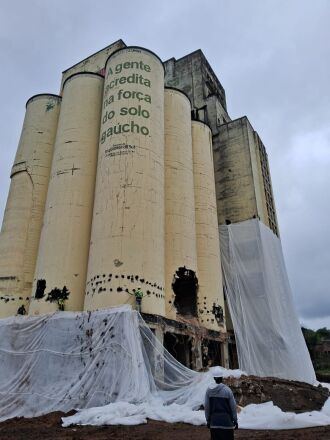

{"left": 224, "top": 375, "right": 329, "bottom": 412}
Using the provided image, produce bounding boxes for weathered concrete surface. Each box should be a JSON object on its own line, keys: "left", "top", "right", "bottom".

{"left": 214, "top": 117, "right": 278, "bottom": 235}
{"left": 29, "top": 73, "right": 103, "bottom": 315}
{"left": 60, "top": 39, "right": 126, "bottom": 90}
{"left": 0, "top": 95, "right": 61, "bottom": 317}
{"left": 165, "top": 50, "right": 279, "bottom": 236}
{"left": 85, "top": 48, "right": 166, "bottom": 316}
{"left": 192, "top": 121, "right": 226, "bottom": 335}
{"left": 164, "top": 49, "right": 229, "bottom": 132}
{"left": 164, "top": 89, "right": 197, "bottom": 321}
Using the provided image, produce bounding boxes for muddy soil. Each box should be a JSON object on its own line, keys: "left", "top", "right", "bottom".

{"left": 0, "top": 413, "right": 330, "bottom": 440}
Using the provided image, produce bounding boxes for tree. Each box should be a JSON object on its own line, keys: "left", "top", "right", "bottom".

{"left": 316, "top": 327, "right": 330, "bottom": 340}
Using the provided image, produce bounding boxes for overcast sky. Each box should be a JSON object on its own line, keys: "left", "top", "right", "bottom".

{"left": 0, "top": 0, "right": 329, "bottom": 330}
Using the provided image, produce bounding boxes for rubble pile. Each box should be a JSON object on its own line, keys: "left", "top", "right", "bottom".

{"left": 225, "top": 375, "right": 329, "bottom": 412}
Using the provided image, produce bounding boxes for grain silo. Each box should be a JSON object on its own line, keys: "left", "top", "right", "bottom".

{"left": 164, "top": 88, "right": 198, "bottom": 321}
{"left": 0, "top": 95, "right": 61, "bottom": 318}
{"left": 191, "top": 121, "right": 225, "bottom": 332}
{"left": 29, "top": 73, "right": 103, "bottom": 314}
{"left": 84, "top": 47, "right": 165, "bottom": 315}
{"left": 2, "top": 40, "right": 287, "bottom": 369}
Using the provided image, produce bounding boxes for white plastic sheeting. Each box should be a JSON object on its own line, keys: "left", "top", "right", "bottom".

{"left": 0, "top": 303, "right": 328, "bottom": 429}
{"left": 0, "top": 305, "right": 241, "bottom": 422}
{"left": 220, "top": 219, "right": 316, "bottom": 384}
{"left": 62, "top": 397, "right": 330, "bottom": 430}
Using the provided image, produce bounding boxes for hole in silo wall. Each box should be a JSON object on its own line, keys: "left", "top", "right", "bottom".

{"left": 172, "top": 267, "right": 198, "bottom": 318}
{"left": 35, "top": 279, "right": 46, "bottom": 299}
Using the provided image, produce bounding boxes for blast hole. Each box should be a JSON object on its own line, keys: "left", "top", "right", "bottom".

{"left": 172, "top": 267, "right": 198, "bottom": 317}
{"left": 35, "top": 279, "right": 46, "bottom": 299}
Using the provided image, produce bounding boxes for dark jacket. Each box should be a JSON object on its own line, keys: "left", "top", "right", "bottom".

{"left": 204, "top": 383, "right": 237, "bottom": 429}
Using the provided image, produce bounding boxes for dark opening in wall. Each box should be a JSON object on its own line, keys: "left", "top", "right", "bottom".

{"left": 209, "top": 340, "right": 222, "bottom": 367}
{"left": 35, "top": 279, "right": 46, "bottom": 299}
{"left": 164, "top": 332, "right": 192, "bottom": 368}
{"left": 172, "top": 267, "right": 198, "bottom": 317}
{"left": 228, "top": 337, "right": 239, "bottom": 370}
{"left": 17, "top": 305, "right": 26, "bottom": 315}
{"left": 202, "top": 339, "right": 222, "bottom": 368}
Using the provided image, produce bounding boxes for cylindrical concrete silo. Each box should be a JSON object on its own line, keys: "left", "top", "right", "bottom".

{"left": 0, "top": 94, "right": 61, "bottom": 318}
{"left": 164, "top": 88, "right": 198, "bottom": 320}
{"left": 29, "top": 73, "right": 104, "bottom": 315}
{"left": 192, "top": 121, "right": 225, "bottom": 332}
{"left": 85, "top": 47, "right": 165, "bottom": 315}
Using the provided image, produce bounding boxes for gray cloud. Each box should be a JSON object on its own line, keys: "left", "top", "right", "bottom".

{"left": 0, "top": 0, "right": 329, "bottom": 329}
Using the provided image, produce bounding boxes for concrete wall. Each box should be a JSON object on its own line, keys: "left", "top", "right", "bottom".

{"left": 214, "top": 117, "right": 260, "bottom": 225}
{"left": 254, "top": 132, "right": 279, "bottom": 235}
{"left": 164, "top": 50, "right": 229, "bottom": 130}
{"left": 85, "top": 47, "right": 165, "bottom": 316}
{"left": 164, "top": 88, "right": 197, "bottom": 320}
{"left": 29, "top": 73, "right": 103, "bottom": 314}
{"left": 60, "top": 40, "right": 126, "bottom": 90}
{"left": 214, "top": 116, "right": 279, "bottom": 235}
{"left": 0, "top": 95, "right": 61, "bottom": 317}
{"left": 192, "top": 121, "right": 225, "bottom": 332}
{"left": 164, "top": 49, "right": 279, "bottom": 236}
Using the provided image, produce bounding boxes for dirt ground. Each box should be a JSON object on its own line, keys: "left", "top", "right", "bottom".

{"left": 0, "top": 412, "right": 329, "bottom": 440}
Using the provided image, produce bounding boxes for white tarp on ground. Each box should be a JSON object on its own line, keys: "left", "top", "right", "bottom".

{"left": 219, "top": 219, "right": 316, "bottom": 384}
{"left": 62, "top": 396, "right": 330, "bottom": 429}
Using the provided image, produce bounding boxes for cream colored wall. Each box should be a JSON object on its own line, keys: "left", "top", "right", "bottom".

{"left": 29, "top": 74, "right": 103, "bottom": 315}
{"left": 0, "top": 95, "right": 61, "bottom": 317}
{"left": 192, "top": 121, "right": 226, "bottom": 332}
{"left": 60, "top": 40, "right": 126, "bottom": 90}
{"left": 164, "top": 89, "right": 197, "bottom": 320}
{"left": 84, "top": 48, "right": 165, "bottom": 315}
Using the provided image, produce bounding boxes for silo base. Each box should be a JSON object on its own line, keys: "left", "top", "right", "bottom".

{"left": 0, "top": 305, "right": 230, "bottom": 422}
{"left": 141, "top": 312, "right": 229, "bottom": 370}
